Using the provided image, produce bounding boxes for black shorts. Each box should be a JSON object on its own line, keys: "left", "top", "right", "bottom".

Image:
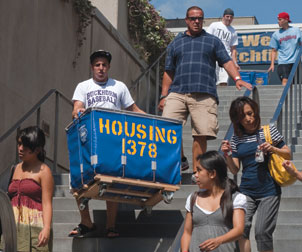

{"left": 277, "top": 64, "right": 293, "bottom": 80}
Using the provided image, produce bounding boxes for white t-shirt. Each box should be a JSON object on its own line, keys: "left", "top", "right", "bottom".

{"left": 185, "top": 191, "right": 247, "bottom": 214}
{"left": 207, "top": 21, "right": 238, "bottom": 56}
{"left": 72, "top": 78, "right": 134, "bottom": 110}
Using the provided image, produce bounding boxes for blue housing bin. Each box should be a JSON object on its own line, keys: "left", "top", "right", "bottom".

{"left": 240, "top": 71, "right": 269, "bottom": 85}
{"left": 65, "top": 108, "right": 182, "bottom": 190}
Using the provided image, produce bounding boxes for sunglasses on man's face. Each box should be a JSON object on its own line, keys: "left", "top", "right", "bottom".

{"left": 187, "top": 16, "right": 204, "bottom": 21}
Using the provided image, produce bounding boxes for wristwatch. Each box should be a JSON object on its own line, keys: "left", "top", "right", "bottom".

{"left": 159, "top": 94, "right": 167, "bottom": 100}
{"left": 234, "top": 76, "right": 242, "bottom": 82}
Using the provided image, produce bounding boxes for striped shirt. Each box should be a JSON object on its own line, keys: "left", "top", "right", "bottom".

{"left": 231, "top": 125, "right": 284, "bottom": 198}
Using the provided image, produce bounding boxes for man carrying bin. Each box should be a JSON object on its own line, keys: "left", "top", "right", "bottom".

{"left": 69, "top": 50, "right": 144, "bottom": 238}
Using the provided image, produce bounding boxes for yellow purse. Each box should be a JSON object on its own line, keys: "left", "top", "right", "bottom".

{"left": 262, "top": 125, "right": 297, "bottom": 187}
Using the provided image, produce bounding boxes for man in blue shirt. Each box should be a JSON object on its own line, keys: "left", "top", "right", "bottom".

{"left": 158, "top": 6, "right": 251, "bottom": 180}
{"left": 268, "top": 12, "right": 302, "bottom": 86}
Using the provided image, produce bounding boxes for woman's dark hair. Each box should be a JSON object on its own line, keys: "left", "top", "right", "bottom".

{"left": 191, "top": 151, "right": 239, "bottom": 226}
{"left": 17, "top": 126, "right": 46, "bottom": 162}
{"left": 229, "top": 96, "right": 261, "bottom": 137}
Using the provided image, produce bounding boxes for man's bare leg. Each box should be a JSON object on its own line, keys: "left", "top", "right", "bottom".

{"left": 282, "top": 78, "right": 288, "bottom": 86}
{"left": 106, "top": 201, "right": 119, "bottom": 237}
{"left": 192, "top": 136, "right": 207, "bottom": 173}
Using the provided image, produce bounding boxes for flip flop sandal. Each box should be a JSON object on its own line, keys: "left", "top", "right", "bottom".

{"left": 106, "top": 227, "right": 119, "bottom": 238}
{"left": 68, "top": 223, "right": 96, "bottom": 238}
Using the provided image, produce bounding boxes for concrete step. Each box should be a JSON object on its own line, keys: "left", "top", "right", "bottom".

{"left": 53, "top": 237, "right": 174, "bottom": 252}
{"left": 291, "top": 144, "right": 302, "bottom": 152}
{"left": 218, "top": 95, "right": 283, "bottom": 102}
{"left": 54, "top": 173, "right": 70, "bottom": 185}
{"left": 248, "top": 225, "right": 302, "bottom": 252}
{"left": 279, "top": 197, "right": 302, "bottom": 210}
{"left": 293, "top": 152, "right": 302, "bottom": 159}
{"left": 53, "top": 208, "right": 187, "bottom": 225}
{"left": 218, "top": 99, "right": 283, "bottom": 107}
{"left": 276, "top": 210, "right": 302, "bottom": 224}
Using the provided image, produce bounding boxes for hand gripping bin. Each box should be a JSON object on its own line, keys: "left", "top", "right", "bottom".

{"left": 65, "top": 108, "right": 182, "bottom": 190}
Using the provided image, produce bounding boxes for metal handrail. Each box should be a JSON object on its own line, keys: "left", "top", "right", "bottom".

{"left": 269, "top": 46, "right": 302, "bottom": 147}
{"left": 130, "top": 49, "right": 167, "bottom": 114}
{"left": 270, "top": 47, "right": 302, "bottom": 124}
{"left": 0, "top": 89, "right": 73, "bottom": 173}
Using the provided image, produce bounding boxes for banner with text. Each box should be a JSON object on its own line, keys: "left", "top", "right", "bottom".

{"left": 237, "top": 32, "right": 274, "bottom": 65}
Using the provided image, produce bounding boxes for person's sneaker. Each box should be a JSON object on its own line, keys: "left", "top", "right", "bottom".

{"left": 191, "top": 172, "right": 197, "bottom": 184}
{"left": 181, "top": 157, "right": 189, "bottom": 171}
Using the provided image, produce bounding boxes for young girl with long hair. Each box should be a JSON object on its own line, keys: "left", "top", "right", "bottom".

{"left": 221, "top": 96, "right": 291, "bottom": 252}
{"left": 181, "top": 150, "right": 246, "bottom": 252}
{"left": 8, "top": 126, "right": 54, "bottom": 251}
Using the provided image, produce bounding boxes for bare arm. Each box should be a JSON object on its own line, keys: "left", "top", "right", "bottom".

{"left": 126, "top": 103, "right": 145, "bottom": 114}
{"left": 283, "top": 160, "right": 302, "bottom": 181}
{"left": 221, "top": 140, "right": 240, "bottom": 174}
{"left": 181, "top": 212, "right": 193, "bottom": 252}
{"left": 37, "top": 164, "right": 54, "bottom": 247}
{"left": 268, "top": 48, "right": 277, "bottom": 72}
{"left": 158, "top": 70, "right": 174, "bottom": 111}
{"left": 260, "top": 142, "right": 292, "bottom": 160}
{"left": 231, "top": 46, "right": 240, "bottom": 70}
{"left": 223, "top": 61, "right": 252, "bottom": 91}
{"left": 199, "top": 209, "right": 245, "bottom": 251}
{"left": 72, "top": 100, "right": 85, "bottom": 119}
{"left": 225, "top": 156, "right": 240, "bottom": 175}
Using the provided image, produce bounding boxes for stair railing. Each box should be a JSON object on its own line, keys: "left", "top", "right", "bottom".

{"left": 0, "top": 89, "right": 73, "bottom": 173}
{"left": 269, "top": 46, "right": 302, "bottom": 150}
{"left": 129, "top": 50, "right": 167, "bottom": 115}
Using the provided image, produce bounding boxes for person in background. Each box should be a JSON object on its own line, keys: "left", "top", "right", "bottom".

{"left": 2, "top": 126, "right": 54, "bottom": 251}
{"left": 221, "top": 96, "right": 291, "bottom": 252}
{"left": 69, "top": 50, "right": 144, "bottom": 238}
{"left": 181, "top": 151, "right": 246, "bottom": 252}
{"left": 207, "top": 8, "right": 240, "bottom": 86}
{"left": 268, "top": 12, "right": 302, "bottom": 86}
{"left": 158, "top": 6, "right": 252, "bottom": 182}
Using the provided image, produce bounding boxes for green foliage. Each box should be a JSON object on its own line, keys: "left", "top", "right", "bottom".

{"left": 128, "top": 0, "right": 174, "bottom": 64}
{"left": 71, "top": 0, "right": 93, "bottom": 67}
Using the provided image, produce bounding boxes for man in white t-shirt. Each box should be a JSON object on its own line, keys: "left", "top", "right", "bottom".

{"left": 207, "top": 8, "right": 240, "bottom": 86}
{"left": 70, "top": 50, "right": 144, "bottom": 238}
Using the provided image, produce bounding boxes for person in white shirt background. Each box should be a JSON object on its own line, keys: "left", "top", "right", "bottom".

{"left": 207, "top": 8, "right": 240, "bottom": 86}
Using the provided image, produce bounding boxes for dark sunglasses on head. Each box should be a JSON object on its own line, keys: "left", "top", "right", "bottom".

{"left": 187, "top": 16, "right": 204, "bottom": 21}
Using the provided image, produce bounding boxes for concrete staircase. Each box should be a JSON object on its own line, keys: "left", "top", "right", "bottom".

{"left": 52, "top": 85, "right": 302, "bottom": 252}
{"left": 182, "top": 85, "right": 302, "bottom": 252}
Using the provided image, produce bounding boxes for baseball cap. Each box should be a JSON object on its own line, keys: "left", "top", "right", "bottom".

{"left": 278, "top": 12, "right": 291, "bottom": 22}
{"left": 223, "top": 8, "right": 234, "bottom": 16}
{"left": 90, "top": 50, "right": 112, "bottom": 64}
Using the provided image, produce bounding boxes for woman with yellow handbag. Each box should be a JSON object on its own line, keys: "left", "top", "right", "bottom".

{"left": 221, "top": 96, "right": 291, "bottom": 252}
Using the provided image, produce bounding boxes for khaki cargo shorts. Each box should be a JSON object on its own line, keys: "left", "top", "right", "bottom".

{"left": 162, "top": 92, "right": 219, "bottom": 140}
